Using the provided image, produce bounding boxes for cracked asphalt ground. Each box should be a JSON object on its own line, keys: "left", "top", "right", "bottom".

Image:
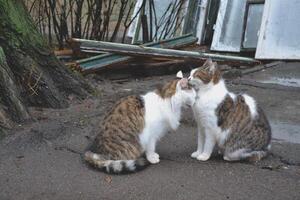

{"left": 0, "top": 62, "right": 300, "bottom": 200}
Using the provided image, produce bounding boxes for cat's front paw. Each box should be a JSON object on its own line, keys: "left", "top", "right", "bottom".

{"left": 191, "top": 151, "right": 201, "bottom": 158}
{"left": 146, "top": 153, "right": 160, "bottom": 164}
{"left": 196, "top": 153, "right": 210, "bottom": 161}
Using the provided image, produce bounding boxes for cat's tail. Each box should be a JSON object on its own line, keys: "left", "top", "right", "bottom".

{"left": 84, "top": 151, "right": 150, "bottom": 174}
{"left": 224, "top": 147, "right": 270, "bottom": 162}
{"left": 247, "top": 150, "right": 269, "bottom": 162}
{"left": 247, "top": 144, "right": 271, "bottom": 161}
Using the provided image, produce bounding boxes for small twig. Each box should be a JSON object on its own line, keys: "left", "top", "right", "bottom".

{"left": 27, "top": 68, "right": 43, "bottom": 96}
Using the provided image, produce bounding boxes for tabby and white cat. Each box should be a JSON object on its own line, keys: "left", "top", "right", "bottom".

{"left": 85, "top": 76, "right": 196, "bottom": 174}
{"left": 188, "top": 59, "right": 272, "bottom": 162}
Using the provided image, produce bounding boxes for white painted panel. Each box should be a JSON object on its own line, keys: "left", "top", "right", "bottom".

{"left": 255, "top": 0, "right": 300, "bottom": 60}
{"left": 210, "top": 0, "right": 247, "bottom": 52}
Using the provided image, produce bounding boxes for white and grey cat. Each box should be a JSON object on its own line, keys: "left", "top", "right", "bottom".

{"left": 188, "top": 59, "right": 272, "bottom": 162}
{"left": 85, "top": 74, "right": 196, "bottom": 174}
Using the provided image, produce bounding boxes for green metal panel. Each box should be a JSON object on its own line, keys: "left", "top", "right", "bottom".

{"left": 76, "top": 33, "right": 198, "bottom": 73}
{"left": 75, "top": 36, "right": 258, "bottom": 65}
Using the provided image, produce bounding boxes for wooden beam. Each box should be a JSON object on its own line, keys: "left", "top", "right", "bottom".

{"left": 74, "top": 34, "right": 198, "bottom": 73}
{"left": 73, "top": 38, "right": 259, "bottom": 64}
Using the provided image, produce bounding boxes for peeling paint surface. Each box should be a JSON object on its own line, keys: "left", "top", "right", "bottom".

{"left": 255, "top": 0, "right": 300, "bottom": 59}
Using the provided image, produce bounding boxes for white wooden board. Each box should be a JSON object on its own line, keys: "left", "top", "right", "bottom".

{"left": 255, "top": 0, "right": 300, "bottom": 60}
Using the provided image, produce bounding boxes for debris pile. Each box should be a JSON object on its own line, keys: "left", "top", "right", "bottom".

{"left": 54, "top": 33, "right": 260, "bottom": 75}
{"left": 53, "top": 1, "right": 300, "bottom": 75}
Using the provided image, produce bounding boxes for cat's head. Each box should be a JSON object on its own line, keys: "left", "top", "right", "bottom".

{"left": 176, "top": 77, "right": 197, "bottom": 106}
{"left": 188, "top": 58, "right": 221, "bottom": 91}
{"left": 156, "top": 74, "right": 196, "bottom": 106}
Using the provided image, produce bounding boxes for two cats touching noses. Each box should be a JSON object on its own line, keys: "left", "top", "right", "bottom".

{"left": 84, "top": 58, "right": 272, "bottom": 174}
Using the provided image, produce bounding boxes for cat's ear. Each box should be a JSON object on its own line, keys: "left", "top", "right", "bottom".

{"left": 179, "top": 78, "right": 188, "bottom": 89}
{"left": 202, "top": 58, "right": 213, "bottom": 69}
{"left": 176, "top": 70, "right": 183, "bottom": 79}
{"left": 208, "top": 62, "right": 218, "bottom": 73}
{"left": 203, "top": 58, "right": 218, "bottom": 73}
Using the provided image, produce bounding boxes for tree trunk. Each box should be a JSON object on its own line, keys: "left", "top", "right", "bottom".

{"left": 0, "top": 0, "right": 92, "bottom": 132}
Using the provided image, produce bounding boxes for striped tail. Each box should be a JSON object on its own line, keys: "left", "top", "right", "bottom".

{"left": 247, "top": 150, "right": 269, "bottom": 162}
{"left": 84, "top": 151, "right": 149, "bottom": 174}
{"left": 248, "top": 144, "right": 271, "bottom": 162}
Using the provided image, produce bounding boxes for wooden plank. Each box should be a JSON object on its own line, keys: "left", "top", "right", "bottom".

{"left": 78, "top": 33, "right": 197, "bottom": 52}
{"left": 75, "top": 34, "right": 198, "bottom": 73}
{"left": 74, "top": 37, "right": 259, "bottom": 65}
